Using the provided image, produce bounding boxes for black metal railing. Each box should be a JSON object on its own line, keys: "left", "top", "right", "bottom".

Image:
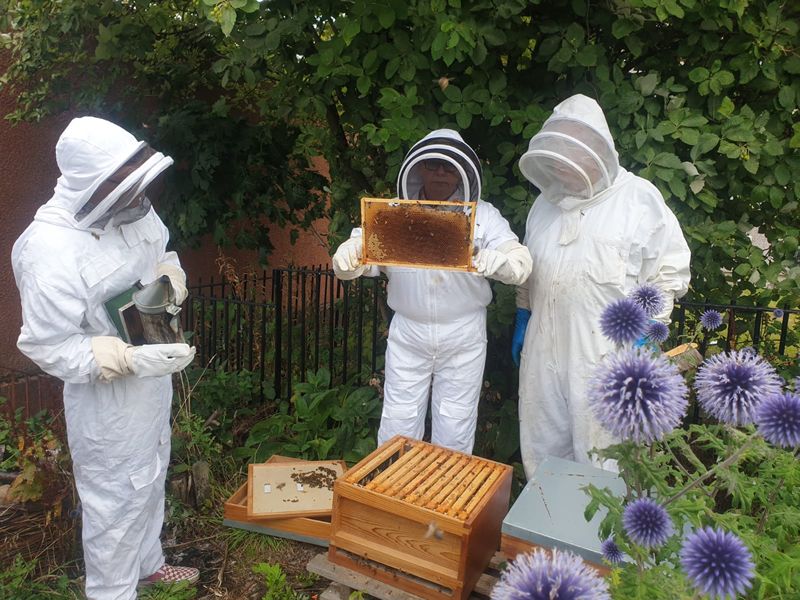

{"left": 671, "top": 300, "right": 799, "bottom": 359}
{"left": 185, "top": 267, "right": 799, "bottom": 400}
{"left": 185, "top": 267, "right": 388, "bottom": 400}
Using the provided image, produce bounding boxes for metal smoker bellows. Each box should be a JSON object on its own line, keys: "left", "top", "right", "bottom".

{"left": 132, "top": 275, "right": 184, "bottom": 344}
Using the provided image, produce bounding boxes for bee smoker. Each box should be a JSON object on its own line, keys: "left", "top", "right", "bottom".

{"left": 132, "top": 275, "right": 185, "bottom": 344}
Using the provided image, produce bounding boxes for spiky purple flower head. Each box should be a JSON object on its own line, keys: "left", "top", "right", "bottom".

{"left": 600, "top": 298, "right": 648, "bottom": 345}
{"left": 600, "top": 538, "right": 624, "bottom": 564}
{"left": 694, "top": 350, "right": 782, "bottom": 426}
{"left": 680, "top": 527, "right": 754, "bottom": 599}
{"left": 755, "top": 392, "right": 800, "bottom": 448}
{"left": 700, "top": 310, "right": 724, "bottom": 331}
{"left": 622, "top": 498, "right": 674, "bottom": 548}
{"left": 772, "top": 308, "right": 784, "bottom": 319}
{"left": 645, "top": 321, "right": 670, "bottom": 344}
{"left": 589, "top": 348, "right": 689, "bottom": 443}
{"left": 629, "top": 284, "right": 665, "bottom": 318}
{"left": 491, "top": 548, "right": 610, "bottom": 600}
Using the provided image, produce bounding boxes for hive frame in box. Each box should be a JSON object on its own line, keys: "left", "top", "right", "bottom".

{"left": 361, "top": 197, "right": 477, "bottom": 271}
{"left": 223, "top": 455, "right": 346, "bottom": 547}
{"left": 328, "top": 436, "right": 512, "bottom": 600}
{"left": 247, "top": 459, "right": 345, "bottom": 519}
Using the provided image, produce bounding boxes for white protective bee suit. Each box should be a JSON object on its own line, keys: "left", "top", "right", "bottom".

{"left": 516, "top": 94, "right": 691, "bottom": 478}
{"left": 12, "top": 117, "right": 195, "bottom": 599}
{"left": 333, "top": 129, "right": 532, "bottom": 453}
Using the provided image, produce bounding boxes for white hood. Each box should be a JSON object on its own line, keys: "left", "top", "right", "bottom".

{"left": 519, "top": 94, "right": 622, "bottom": 204}
{"left": 34, "top": 116, "right": 172, "bottom": 233}
{"left": 397, "top": 128, "right": 482, "bottom": 202}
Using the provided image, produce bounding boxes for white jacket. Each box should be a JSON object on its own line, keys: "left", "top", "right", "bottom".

{"left": 12, "top": 116, "right": 181, "bottom": 600}
{"left": 516, "top": 95, "right": 691, "bottom": 476}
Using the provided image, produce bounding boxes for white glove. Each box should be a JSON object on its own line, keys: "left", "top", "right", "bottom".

{"left": 91, "top": 337, "right": 195, "bottom": 382}
{"left": 127, "top": 343, "right": 196, "bottom": 378}
{"left": 92, "top": 336, "right": 133, "bottom": 382}
{"left": 472, "top": 241, "right": 532, "bottom": 285}
{"left": 473, "top": 249, "right": 509, "bottom": 278}
{"left": 332, "top": 237, "right": 366, "bottom": 280}
{"left": 156, "top": 262, "right": 188, "bottom": 304}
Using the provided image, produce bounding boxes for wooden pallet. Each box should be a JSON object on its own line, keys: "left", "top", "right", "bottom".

{"left": 307, "top": 551, "right": 506, "bottom": 600}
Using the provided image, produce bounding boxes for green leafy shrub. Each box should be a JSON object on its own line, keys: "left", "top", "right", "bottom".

{"left": 239, "top": 368, "right": 382, "bottom": 465}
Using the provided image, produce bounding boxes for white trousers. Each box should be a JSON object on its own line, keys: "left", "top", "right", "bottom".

{"left": 377, "top": 313, "right": 487, "bottom": 454}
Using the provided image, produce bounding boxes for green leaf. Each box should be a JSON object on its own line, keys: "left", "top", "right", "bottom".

{"left": 219, "top": 5, "right": 237, "bottom": 37}
{"left": 356, "top": 75, "right": 370, "bottom": 95}
{"left": 653, "top": 152, "right": 683, "bottom": 169}
{"left": 784, "top": 55, "right": 800, "bottom": 75}
{"left": 576, "top": 45, "right": 597, "bottom": 67}
{"left": 342, "top": 19, "right": 360, "bottom": 44}
{"left": 636, "top": 73, "right": 659, "bottom": 96}
{"left": 688, "top": 67, "right": 709, "bottom": 82}
{"left": 377, "top": 6, "right": 395, "bottom": 29}
{"left": 612, "top": 19, "right": 639, "bottom": 39}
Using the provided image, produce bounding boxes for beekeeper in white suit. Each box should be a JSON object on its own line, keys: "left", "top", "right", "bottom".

{"left": 514, "top": 94, "right": 691, "bottom": 477}
{"left": 332, "top": 129, "right": 531, "bottom": 454}
{"left": 12, "top": 117, "right": 199, "bottom": 599}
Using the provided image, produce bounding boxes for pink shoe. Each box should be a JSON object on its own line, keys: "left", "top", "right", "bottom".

{"left": 139, "top": 564, "right": 200, "bottom": 587}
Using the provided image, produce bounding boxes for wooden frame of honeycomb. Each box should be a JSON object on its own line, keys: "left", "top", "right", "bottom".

{"left": 360, "top": 198, "right": 477, "bottom": 271}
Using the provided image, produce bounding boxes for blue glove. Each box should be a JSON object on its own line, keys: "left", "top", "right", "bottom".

{"left": 635, "top": 320, "right": 659, "bottom": 350}
{"left": 512, "top": 308, "right": 532, "bottom": 367}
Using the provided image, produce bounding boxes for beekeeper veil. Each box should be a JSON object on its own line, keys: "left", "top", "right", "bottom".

{"left": 35, "top": 116, "right": 173, "bottom": 233}
{"left": 397, "top": 129, "right": 482, "bottom": 202}
{"left": 519, "top": 94, "right": 619, "bottom": 203}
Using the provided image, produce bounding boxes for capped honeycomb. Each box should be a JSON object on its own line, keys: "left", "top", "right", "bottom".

{"left": 361, "top": 198, "right": 476, "bottom": 270}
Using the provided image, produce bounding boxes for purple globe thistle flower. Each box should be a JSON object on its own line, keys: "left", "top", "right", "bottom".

{"left": 645, "top": 321, "right": 670, "bottom": 344}
{"left": 629, "top": 284, "right": 665, "bottom": 317}
{"left": 694, "top": 350, "right": 783, "bottom": 426}
{"left": 680, "top": 527, "right": 754, "bottom": 599}
{"left": 622, "top": 498, "right": 674, "bottom": 548}
{"left": 600, "top": 298, "right": 648, "bottom": 345}
{"left": 739, "top": 346, "right": 756, "bottom": 357}
{"left": 491, "top": 548, "right": 610, "bottom": 600}
{"left": 600, "top": 537, "right": 624, "bottom": 565}
{"left": 772, "top": 308, "right": 784, "bottom": 319}
{"left": 700, "top": 309, "right": 725, "bottom": 331}
{"left": 755, "top": 392, "right": 800, "bottom": 448}
{"left": 589, "top": 348, "right": 689, "bottom": 443}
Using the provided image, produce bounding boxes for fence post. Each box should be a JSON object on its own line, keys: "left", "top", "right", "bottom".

{"left": 273, "top": 270, "right": 283, "bottom": 400}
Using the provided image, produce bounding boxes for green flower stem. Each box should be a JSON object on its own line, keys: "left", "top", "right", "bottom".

{"left": 663, "top": 436, "right": 757, "bottom": 507}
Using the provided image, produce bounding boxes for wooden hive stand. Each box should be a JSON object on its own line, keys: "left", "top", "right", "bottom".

{"left": 328, "top": 436, "right": 512, "bottom": 600}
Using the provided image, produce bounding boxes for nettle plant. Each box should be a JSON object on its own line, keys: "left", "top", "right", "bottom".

{"left": 491, "top": 286, "right": 800, "bottom": 600}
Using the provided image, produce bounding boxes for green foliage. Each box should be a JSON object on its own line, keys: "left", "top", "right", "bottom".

{"left": 585, "top": 404, "right": 800, "bottom": 598}
{"left": 138, "top": 581, "right": 197, "bottom": 600}
{"left": 252, "top": 563, "right": 308, "bottom": 600}
{"left": 0, "top": 556, "right": 77, "bottom": 600}
{"left": 239, "top": 368, "right": 382, "bottom": 464}
{"left": 2, "top": 0, "right": 799, "bottom": 303}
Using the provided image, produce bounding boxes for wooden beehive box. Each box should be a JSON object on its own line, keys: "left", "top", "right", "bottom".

{"left": 361, "top": 198, "right": 477, "bottom": 271}
{"left": 328, "top": 436, "right": 512, "bottom": 600}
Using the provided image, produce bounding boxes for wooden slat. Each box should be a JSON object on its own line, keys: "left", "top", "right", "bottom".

{"left": 446, "top": 464, "right": 492, "bottom": 517}
{"left": 345, "top": 437, "right": 405, "bottom": 484}
{"left": 413, "top": 456, "right": 470, "bottom": 508}
{"left": 425, "top": 459, "right": 481, "bottom": 511}
{"left": 367, "top": 445, "right": 425, "bottom": 490}
{"left": 459, "top": 468, "right": 504, "bottom": 520}
{"left": 308, "top": 552, "right": 502, "bottom": 600}
{"left": 402, "top": 453, "right": 460, "bottom": 504}
{"left": 382, "top": 447, "right": 445, "bottom": 497}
